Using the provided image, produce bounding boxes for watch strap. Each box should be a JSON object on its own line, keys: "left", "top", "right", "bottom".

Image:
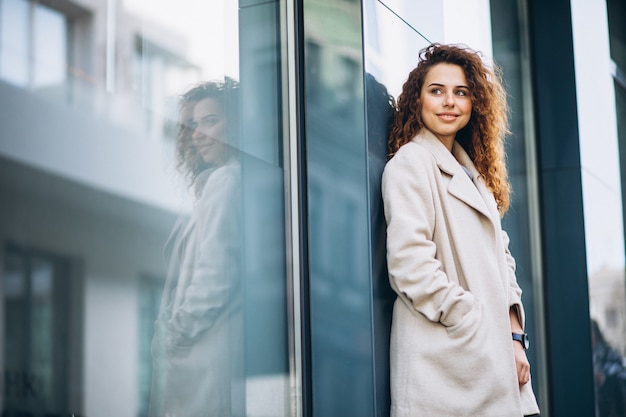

{"left": 512, "top": 332, "right": 529, "bottom": 350}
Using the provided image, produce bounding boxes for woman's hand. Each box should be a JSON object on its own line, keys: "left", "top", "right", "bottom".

{"left": 513, "top": 339, "right": 530, "bottom": 386}
{"left": 509, "top": 305, "right": 530, "bottom": 386}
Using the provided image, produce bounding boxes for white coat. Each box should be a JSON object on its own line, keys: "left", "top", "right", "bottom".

{"left": 382, "top": 129, "right": 540, "bottom": 417}
{"left": 149, "top": 160, "right": 243, "bottom": 417}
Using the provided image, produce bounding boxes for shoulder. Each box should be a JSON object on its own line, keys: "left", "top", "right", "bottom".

{"left": 204, "top": 161, "right": 240, "bottom": 188}
{"left": 381, "top": 139, "right": 443, "bottom": 210}
{"left": 383, "top": 140, "right": 438, "bottom": 182}
{"left": 196, "top": 161, "right": 241, "bottom": 207}
{"left": 214, "top": 160, "right": 241, "bottom": 179}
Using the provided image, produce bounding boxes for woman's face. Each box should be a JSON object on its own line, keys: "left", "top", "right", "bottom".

{"left": 191, "top": 97, "right": 228, "bottom": 164}
{"left": 419, "top": 63, "right": 472, "bottom": 148}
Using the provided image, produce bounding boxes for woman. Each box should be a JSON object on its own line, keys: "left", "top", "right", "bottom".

{"left": 149, "top": 79, "right": 243, "bottom": 417}
{"left": 382, "top": 43, "right": 541, "bottom": 416}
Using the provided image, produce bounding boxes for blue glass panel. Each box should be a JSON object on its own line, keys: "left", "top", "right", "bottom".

{"left": 0, "top": 0, "right": 292, "bottom": 416}
{"left": 0, "top": 0, "right": 30, "bottom": 86}
{"left": 304, "top": 1, "right": 378, "bottom": 416}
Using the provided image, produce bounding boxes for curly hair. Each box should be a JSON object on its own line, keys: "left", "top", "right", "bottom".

{"left": 388, "top": 43, "right": 511, "bottom": 214}
{"left": 175, "top": 77, "right": 240, "bottom": 187}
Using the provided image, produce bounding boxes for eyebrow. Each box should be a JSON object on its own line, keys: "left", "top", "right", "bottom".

{"left": 427, "top": 82, "right": 469, "bottom": 89}
{"left": 194, "top": 113, "right": 220, "bottom": 121}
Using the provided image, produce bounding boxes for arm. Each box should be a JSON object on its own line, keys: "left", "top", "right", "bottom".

{"left": 502, "top": 230, "right": 526, "bottom": 327}
{"left": 382, "top": 149, "right": 476, "bottom": 328}
{"left": 510, "top": 307, "right": 530, "bottom": 386}
{"left": 503, "top": 231, "right": 531, "bottom": 386}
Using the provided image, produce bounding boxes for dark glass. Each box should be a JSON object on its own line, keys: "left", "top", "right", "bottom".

{"left": 592, "top": 0, "right": 626, "bottom": 416}
{"left": 0, "top": 0, "right": 292, "bottom": 416}
{"left": 304, "top": 1, "right": 377, "bottom": 415}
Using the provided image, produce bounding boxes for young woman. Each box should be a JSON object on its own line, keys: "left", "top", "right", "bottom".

{"left": 382, "top": 43, "right": 541, "bottom": 416}
{"left": 149, "top": 79, "right": 243, "bottom": 417}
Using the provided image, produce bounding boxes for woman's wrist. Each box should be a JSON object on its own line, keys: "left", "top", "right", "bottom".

{"left": 509, "top": 306, "right": 524, "bottom": 333}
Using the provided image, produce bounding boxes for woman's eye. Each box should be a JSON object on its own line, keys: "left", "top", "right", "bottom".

{"left": 456, "top": 90, "right": 469, "bottom": 96}
{"left": 201, "top": 116, "right": 221, "bottom": 126}
{"left": 430, "top": 88, "right": 442, "bottom": 94}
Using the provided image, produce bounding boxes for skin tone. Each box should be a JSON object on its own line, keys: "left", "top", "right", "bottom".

{"left": 419, "top": 63, "right": 472, "bottom": 152}
{"left": 180, "top": 100, "right": 196, "bottom": 148}
{"left": 420, "top": 63, "right": 531, "bottom": 387}
{"left": 510, "top": 309, "right": 530, "bottom": 386}
{"left": 191, "top": 97, "right": 228, "bottom": 165}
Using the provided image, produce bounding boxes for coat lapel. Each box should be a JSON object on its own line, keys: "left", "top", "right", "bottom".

{"left": 452, "top": 141, "right": 501, "bottom": 222}
{"left": 414, "top": 130, "right": 493, "bottom": 220}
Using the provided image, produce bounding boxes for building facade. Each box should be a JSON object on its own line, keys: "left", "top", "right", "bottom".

{"left": 0, "top": 0, "right": 624, "bottom": 416}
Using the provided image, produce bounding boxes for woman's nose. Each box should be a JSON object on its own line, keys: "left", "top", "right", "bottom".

{"left": 191, "top": 127, "right": 203, "bottom": 143}
{"left": 443, "top": 92, "right": 454, "bottom": 106}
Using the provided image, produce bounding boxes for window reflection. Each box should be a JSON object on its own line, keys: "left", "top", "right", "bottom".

{"left": 571, "top": 1, "right": 626, "bottom": 416}
{"left": 3, "top": 246, "right": 72, "bottom": 416}
{"left": 32, "top": 3, "right": 68, "bottom": 91}
{"left": 138, "top": 275, "right": 164, "bottom": 417}
{"left": 0, "top": 0, "right": 71, "bottom": 100}
{"left": 1, "top": 0, "right": 290, "bottom": 416}
{"left": 0, "top": 0, "right": 31, "bottom": 87}
{"left": 592, "top": 319, "right": 626, "bottom": 417}
{"left": 148, "top": 79, "right": 244, "bottom": 417}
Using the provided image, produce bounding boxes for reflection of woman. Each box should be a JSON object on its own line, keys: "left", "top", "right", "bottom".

{"left": 382, "top": 44, "right": 540, "bottom": 416}
{"left": 149, "top": 79, "right": 242, "bottom": 417}
{"left": 592, "top": 319, "right": 626, "bottom": 417}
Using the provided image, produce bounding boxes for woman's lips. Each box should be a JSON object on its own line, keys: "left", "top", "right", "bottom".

{"left": 437, "top": 113, "right": 458, "bottom": 121}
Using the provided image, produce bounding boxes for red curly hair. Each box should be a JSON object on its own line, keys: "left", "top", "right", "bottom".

{"left": 388, "top": 43, "right": 511, "bottom": 215}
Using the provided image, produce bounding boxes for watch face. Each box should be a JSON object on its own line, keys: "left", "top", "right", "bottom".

{"left": 522, "top": 333, "right": 529, "bottom": 350}
{"left": 513, "top": 333, "right": 529, "bottom": 350}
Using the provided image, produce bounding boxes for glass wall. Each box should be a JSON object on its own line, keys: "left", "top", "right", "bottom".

{"left": 0, "top": 0, "right": 293, "bottom": 416}
{"left": 2, "top": 0, "right": 592, "bottom": 416}
{"left": 303, "top": 1, "right": 377, "bottom": 415}
{"left": 571, "top": 0, "right": 626, "bottom": 416}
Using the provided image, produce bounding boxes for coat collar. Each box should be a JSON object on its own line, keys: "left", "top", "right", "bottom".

{"left": 412, "top": 129, "right": 499, "bottom": 221}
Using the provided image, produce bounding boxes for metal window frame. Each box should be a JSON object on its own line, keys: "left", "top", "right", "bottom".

{"left": 280, "top": 1, "right": 310, "bottom": 416}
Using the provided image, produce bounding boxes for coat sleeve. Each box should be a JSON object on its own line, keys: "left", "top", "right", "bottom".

{"left": 382, "top": 149, "right": 477, "bottom": 328}
{"left": 501, "top": 230, "right": 526, "bottom": 329}
{"left": 168, "top": 165, "right": 241, "bottom": 342}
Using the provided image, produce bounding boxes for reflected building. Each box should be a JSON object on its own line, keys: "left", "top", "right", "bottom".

{"left": 1, "top": 0, "right": 625, "bottom": 417}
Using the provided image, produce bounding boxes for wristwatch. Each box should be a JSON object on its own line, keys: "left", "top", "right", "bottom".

{"left": 512, "top": 332, "right": 529, "bottom": 350}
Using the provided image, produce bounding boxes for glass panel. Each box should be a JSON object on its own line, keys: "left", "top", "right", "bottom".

{"left": 0, "top": 0, "right": 30, "bottom": 87}
{"left": 304, "top": 1, "right": 375, "bottom": 415}
{"left": 0, "top": 1, "right": 292, "bottom": 417}
{"left": 137, "top": 275, "right": 164, "bottom": 417}
{"left": 3, "top": 247, "right": 70, "bottom": 415}
{"left": 32, "top": 3, "right": 67, "bottom": 92}
{"left": 580, "top": 0, "right": 626, "bottom": 416}
{"left": 4, "top": 250, "right": 26, "bottom": 379}
{"left": 0, "top": 0, "right": 69, "bottom": 99}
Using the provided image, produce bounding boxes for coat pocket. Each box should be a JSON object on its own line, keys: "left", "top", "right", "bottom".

{"left": 445, "top": 298, "right": 483, "bottom": 339}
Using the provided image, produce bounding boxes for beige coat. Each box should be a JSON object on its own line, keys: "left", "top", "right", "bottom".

{"left": 382, "top": 130, "right": 540, "bottom": 417}
{"left": 150, "top": 161, "right": 243, "bottom": 417}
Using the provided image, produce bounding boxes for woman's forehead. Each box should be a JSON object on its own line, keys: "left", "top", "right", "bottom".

{"left": 193, "top": 97, "right": 223, "bottom": 118}
{"left": 423, "top": 63, "right": 468, "bottom": 86}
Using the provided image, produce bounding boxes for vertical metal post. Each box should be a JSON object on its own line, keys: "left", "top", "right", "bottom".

{"left": 281, "top": 0, "right": 308, "bottom": 416}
